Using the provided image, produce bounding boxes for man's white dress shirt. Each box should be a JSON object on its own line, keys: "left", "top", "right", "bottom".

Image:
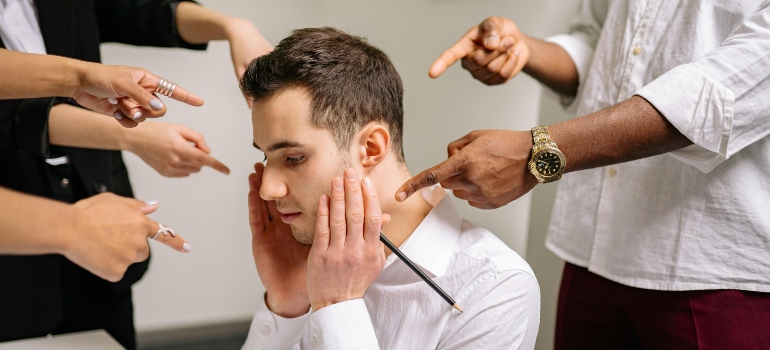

{"left": 243, "top": 186, "right": 540, "bottom": 349}
{"left": 545, "top": 0, "right": 770, "bottom": 292}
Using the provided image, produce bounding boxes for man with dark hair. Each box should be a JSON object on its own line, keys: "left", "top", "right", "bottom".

{"left": 240, "top": 27, "right": 540, "bottom": 349}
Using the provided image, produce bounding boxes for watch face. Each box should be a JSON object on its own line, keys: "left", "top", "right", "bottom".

{"left": 534, "top": 151, "right": 563, "bottom": 176}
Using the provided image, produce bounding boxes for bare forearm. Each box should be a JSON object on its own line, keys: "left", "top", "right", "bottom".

{"left": 0, "top": 187, "right": 75, "bottom": 255}
{"left": 521, "top": 36, "right": 579, "bottom": 97}
{"left": 549, "top": 96, "right": 692, "bottom": 173}
{"left": 0, "top": 49, "right": 86, "bottom": 99}
{"left": 175, "top": 2, "right": 240, "bottom": 43}
{"left": 49, "top": 104, "right": 128, "bottom": 150}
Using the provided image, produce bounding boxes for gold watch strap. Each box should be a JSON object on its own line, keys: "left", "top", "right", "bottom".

{"left": 531, "top": 126, "right": 552, "bottom": 145}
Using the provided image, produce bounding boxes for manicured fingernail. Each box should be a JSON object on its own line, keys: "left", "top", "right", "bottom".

{"left": 333, "top": 177, "right": 343, "bottom": 190}
{"left": 321, "top": 194, "right": 329, "bottom": 205}
{"left": 183, "top": 243, "right": 192, "bottom": 252}
{"left": 150, "top": 99, "right": 164, "bottom": 110}
{"left": 363, "top": 177, "right": 373, "bottom": 188}
{"left": 345, "top": 169, "right": 357, "bottom": 182}
{"left": 108, "top": 98, "right": 118, "bottom": 105}
{"left": 144, "top": 200, "right": 159, "bottom": 206}
{"left": 132, "top": 111, "right": 143, "bottom": 119}
{"left": 113, "top": 112, "right": 123, "bottom": 120}
{"left": 396, "top": 192, "right": 406, "bottom": 202}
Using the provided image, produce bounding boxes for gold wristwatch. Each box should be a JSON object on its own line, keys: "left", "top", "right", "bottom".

{"left": 528, "top": 126, "right": 566, "bottom": 183}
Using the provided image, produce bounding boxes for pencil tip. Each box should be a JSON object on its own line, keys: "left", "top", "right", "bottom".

{"left": 453, "top": 303, "right": 463, "bottom": 313}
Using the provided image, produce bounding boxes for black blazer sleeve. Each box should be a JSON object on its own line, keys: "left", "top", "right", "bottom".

{"left": 0, "top": 97, "right": 69, "bottom": 158}
{"left": 95, "top": 0, "right": 208, "bottom": 50}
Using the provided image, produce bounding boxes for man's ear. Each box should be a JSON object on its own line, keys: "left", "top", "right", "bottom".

{"left": 354, "top": 123, "right": 391, "bottom": 168}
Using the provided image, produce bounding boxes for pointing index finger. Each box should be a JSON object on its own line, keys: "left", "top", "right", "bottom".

{"left": 146, "top": 220, "right": 191, "bottom": 253}
{"left": 429, "top": 26, "right": 482, "bottom": 79}
{"left": 168, "top": 84, "right": 204, "bottom": 107}
{"left": 137, "top": 72, "right": 204, "bottom": 108}
{"left": 395, "top": 155, "right": 466, "bottom": 202}
{"left": 202, "top": 154, "right": 230, "bottom": 175}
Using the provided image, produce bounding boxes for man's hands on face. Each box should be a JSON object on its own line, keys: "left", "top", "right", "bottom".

{"left": 429, "top": 16, "right": 530, "bottom": 85}
{"left": 397, "top": 130, "right": 538, "bottom": 209}
{"left": 249, "top": 163, "right": 312, "bottom": 318}
{"left": 307, "top": 169, "right": 388, "bottom": 311}
{"left": 66, "top": 193, "right": 190, "bottom": 282}
{"left": 124, "top": 122, "right": 230, "bottom": 178}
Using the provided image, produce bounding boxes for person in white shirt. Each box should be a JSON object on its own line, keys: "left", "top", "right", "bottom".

{"left": 395, "top": 0, "right": 770, "bottom": 348}
{"left": 239, "top": 27, "right": 540, "bottom": 350}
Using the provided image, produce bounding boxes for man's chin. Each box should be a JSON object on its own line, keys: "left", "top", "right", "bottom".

{"left": 290, "top": 227, "right": 314, "bottom": 245}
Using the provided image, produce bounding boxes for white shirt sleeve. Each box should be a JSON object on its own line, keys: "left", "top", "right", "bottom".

{"left": 438, "top": 269, "right": 540, "bottom": 350}
{"left": 308, "top": 298, "right": 379, "bottom": 350}
{"left": 242, "top": 294, "right": 311, "bottom": 350}
{"left": 634, "top": 3, "right": 770, "bottom": 173}
{"left": 544, "top": 0, "right": 608, "bottom": 108}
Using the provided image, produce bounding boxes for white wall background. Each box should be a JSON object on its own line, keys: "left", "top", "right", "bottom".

{"left": 99, "top": 0, "right": 577, "bottom": 343}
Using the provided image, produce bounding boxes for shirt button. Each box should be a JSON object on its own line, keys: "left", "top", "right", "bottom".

{"left": 311, "top": 336, "right": 318, "bottom": 348}
{"left": 608, "top": 168, "right": 617, "bottom": 177}
{"left": 632, "top": 46, "right": 642, "bottom": 55}
{"left": 60, "top": 178, "right": 70, "bottom": 188}
{"left": 261, "top": 325, "right": 271, "bottom": 336}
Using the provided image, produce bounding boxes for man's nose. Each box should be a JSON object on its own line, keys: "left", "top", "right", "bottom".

{"left": 259, "top": 167, "right": 288, "bottom": 201}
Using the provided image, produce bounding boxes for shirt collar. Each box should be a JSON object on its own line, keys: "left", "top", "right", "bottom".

{"left": 385, "top": 185, "right": 462, "bottom": 278}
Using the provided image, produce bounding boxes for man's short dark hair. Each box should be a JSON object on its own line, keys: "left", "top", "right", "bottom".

{"left": 240, "top": 27, "right": 405, "bottom": 161}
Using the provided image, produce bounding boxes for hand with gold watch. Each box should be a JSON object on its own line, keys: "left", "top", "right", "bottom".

{"left": 528, "top": 126, "right": 566, "bottom": 183}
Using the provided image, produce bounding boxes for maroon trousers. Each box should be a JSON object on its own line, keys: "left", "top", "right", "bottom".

{"left": 555, "top": 262, "right": 770, "bottom": 350}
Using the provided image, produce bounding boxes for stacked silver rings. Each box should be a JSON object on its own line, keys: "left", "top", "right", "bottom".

{"left": 155, "top": 78, "right": 177, "bottom": 98}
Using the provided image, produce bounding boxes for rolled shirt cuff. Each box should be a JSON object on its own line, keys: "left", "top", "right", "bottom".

{"left": 545, "top": 33, "right": 596, "bottom": 109}
{"left": 634, "top": 64, "right": 735, "bottom": 173}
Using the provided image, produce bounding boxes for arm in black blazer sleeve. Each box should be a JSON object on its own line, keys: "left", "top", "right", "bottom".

{"left": 0, "top": 95, "right": 111, "bottom": 157}
{"left": 95, "top": 0, "right": 208, "bottom": 50}
{"left": 0, "top": 98, "right": 60, "bottom": 158}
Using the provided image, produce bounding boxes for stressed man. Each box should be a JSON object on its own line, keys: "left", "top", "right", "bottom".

{"left": 240, "top": 28, "right": 540, "bottom": 349}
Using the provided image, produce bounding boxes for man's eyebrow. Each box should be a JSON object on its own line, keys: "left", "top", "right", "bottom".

{"left": 253, "top": 140, "right": 304, "bottom": 152}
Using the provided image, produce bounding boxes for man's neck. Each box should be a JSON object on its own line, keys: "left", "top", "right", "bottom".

{"left": 368, "top": 158, "right": 434, "bottom": 254}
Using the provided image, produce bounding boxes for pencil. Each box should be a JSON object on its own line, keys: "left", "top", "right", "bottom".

{"left": 380, "top": 233, "right": 462, "bottom": 313}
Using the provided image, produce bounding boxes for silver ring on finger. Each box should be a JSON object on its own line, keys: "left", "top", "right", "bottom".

{"left": 155, "top": 78, "right": 178, "bottom": 98}
{"left": 151, "top": 223, "right": 177, "bottom": 240}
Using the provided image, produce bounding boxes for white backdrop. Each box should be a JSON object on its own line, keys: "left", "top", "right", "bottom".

{"left": 99, "top": 0, "right": 551, "bottom": 332}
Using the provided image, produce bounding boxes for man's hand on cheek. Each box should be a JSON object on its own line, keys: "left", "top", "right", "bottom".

{"left": 307, "top": 169, "right": 389, "bottom": 311}
{"left": 249, "top": 163, "right": 311, "bottom": 318}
